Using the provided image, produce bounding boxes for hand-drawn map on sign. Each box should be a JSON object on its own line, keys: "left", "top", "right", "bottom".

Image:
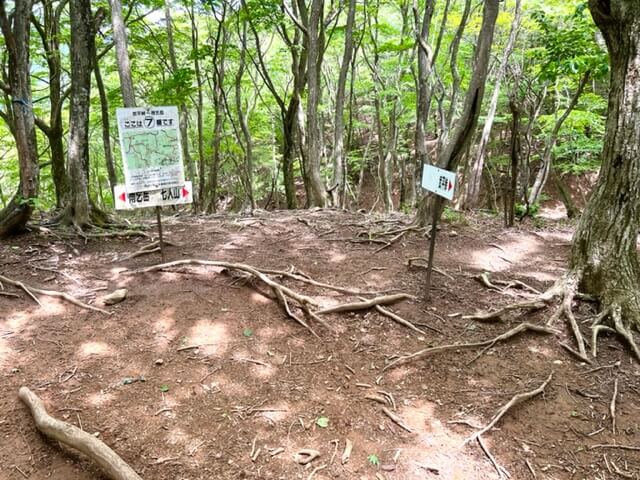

{"left": 116, "top": 106, "right": 184, "bottom": 193}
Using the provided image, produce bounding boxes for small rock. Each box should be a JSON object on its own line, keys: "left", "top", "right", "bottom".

{"left": 155, "top": 358, "right": 164, "bottom": 366}
{"left": 102, "top": 288, "right": 127, "bottom": 305}
{"left": 449, "top": 230, "right": 459, "bottom": 237}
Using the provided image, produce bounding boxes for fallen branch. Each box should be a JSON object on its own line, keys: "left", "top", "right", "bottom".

{"left": 383, "top": 323, "right": 556, "bottom": 371}
{"left": 0, "top": 274, "right": 110, "bottom": 314}
{"left": 464, "top": 372, "right": 553, "bottom": 444}
{"left": 19, "top": 387, "right": 142, "bottom": 480}
{"left": 477, "top": 435, "right": 508, "bottom": 479}
{"left": 372, "top": 304, "right": 425, "bottom": 335}
{"left": 118, "top": 240, "right": 180, "bottom": 262}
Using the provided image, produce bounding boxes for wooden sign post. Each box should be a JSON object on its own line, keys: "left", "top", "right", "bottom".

{"left": 421, "top": 164, "right": 456, "bottom": 300}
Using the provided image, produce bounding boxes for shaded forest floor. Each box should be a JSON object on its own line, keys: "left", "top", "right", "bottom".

{"left": 1, "top": 209, "right": 639, "bottom": 480}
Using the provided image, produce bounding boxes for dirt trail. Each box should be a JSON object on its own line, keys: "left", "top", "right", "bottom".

{"left": 1, "top": 210, "right": 638, "bottom": 479}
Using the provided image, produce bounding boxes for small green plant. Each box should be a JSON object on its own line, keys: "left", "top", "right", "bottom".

{"left": 368, "top": 454, "right": 380, "bottom": 466}
{"left": 316, "top": 416, "right": 329, "bottom": 428}
{"left": 442, "top": 206, "right": 467, "bottom": 225}
{"left": 159, "top": 384, "right": 170, "bottom": 392}
{"left": 515, "top": 202, "right": 540, "bottom": 219}
{"left": 242, "top": 327, "right": 254, "bottom": 337}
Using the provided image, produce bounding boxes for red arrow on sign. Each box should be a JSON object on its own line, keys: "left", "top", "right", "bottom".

{"left": 448, "top": 180, "right": 453, "bottom": 191}
{"left": 119, "top": 192, "right": 126, "bottom": 202}
{"left": 181, "top": 187, "right": 189, "bottom": 198}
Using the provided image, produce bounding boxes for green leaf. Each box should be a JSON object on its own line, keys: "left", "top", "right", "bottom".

{"left": 368, "top": 454, "right": 380, "bottom": 466}
{"left": 242, "top": 328, "right": 254, "bottom": 338}
{"left": 160, "top": 384, "right": 170, "bottom": 392}
{"left": 316, "top": 416, "right": 329, "bottom": 428}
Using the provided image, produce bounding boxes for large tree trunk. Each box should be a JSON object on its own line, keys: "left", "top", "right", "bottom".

{"left": 304, "top": 0, "right": 327, "bottom": 207}
{"left": 65, "top": 0, "right": 93, "bottom": 227}
{"left": 415, "top": 0, "right": 500, "bottom": 225}
{"left": 570, "top": 0, "right": 640, "bottom": 325}
{"left": 0, "top": 0, "right": 39, "bottom": 237}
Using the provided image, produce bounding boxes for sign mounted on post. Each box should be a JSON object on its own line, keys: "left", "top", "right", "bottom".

{"left": 421, "top": 164, "right": 457, "bottom": 301}
{"left": 422, "top": 164, "right": 456, "bottom": 200}
{"left": 116, "top": 106, "right": 184, "bottom": 193}
{"left": 113, "top": 181, "right": 193, "bottom": 210}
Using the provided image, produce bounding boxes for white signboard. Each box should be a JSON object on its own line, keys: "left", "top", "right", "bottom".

{"left": 116, "top": 106, "right": 184, "bottom": 193}
{"left": 422, "top": 164, "right": 456, "bottom": 200}
{"left": 114, "top": 181, "right": 193, "bottom": 210}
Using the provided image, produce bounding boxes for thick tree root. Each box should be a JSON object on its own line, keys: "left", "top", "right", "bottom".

{"left": 463, "top": 372, "right": 553, "bottom": 444}
{"left": 467, "top": 273, "right": 640, "bottom": 363}
{"left": 383, "top": 323, "right": 556, "bottom": 371}
{"left": 126, "top": 259, "right": 414, "bottom": 337}
{"left": 19, "top": 387, "right": 142, "bottom": 480}
{"left": 0, "top": 274, "right": 110, "bottom": 314}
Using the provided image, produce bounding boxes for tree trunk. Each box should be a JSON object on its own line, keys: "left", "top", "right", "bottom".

{"left": 109, "top": 0, "right": 136, "bottom": 107}
{"left": 330, "top": 0, "right": 356, "bottom": 208}
{"left": 164, "top": 0, "right": 197, "bottom": 206}
{"left": 527, "top": 70, "right": 591, "bottom": 206}
{"left": 413, "top": 0, "right": 436, "bottom": 209}
{"left": 415, "top": 0, "right": 500, "bottom": 225}
{"left": 65, "top": 0, "right": 93, "bottom": 227}
{"left": 93, "top": 39, "right": 117, "bottom": 195}
{"left": 304, "top": 0, "right": 327, "bottom": 207}
{"left": 570, "top": 0, "right": 640, "bottom": 326}
{"left": 189, "top": 1, "right": 205, "bottom": 211}
{"left": 463, "top": 0, "right": 522, "bottom": 209}
{"left": 506, "top": 98, "right": 521, "bottom": 227}
{"left": 235, "top": 20, "right": 255, "bottom": 210}
{"left": 0, "top": 0, "right": 39, "bottom": 237}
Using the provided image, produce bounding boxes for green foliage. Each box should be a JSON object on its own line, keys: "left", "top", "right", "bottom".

{"left": 368, "top": 454, "right": 380, "bottom": 466}
{"left": 316, "top": 417, "right": 329, "bottom": 428}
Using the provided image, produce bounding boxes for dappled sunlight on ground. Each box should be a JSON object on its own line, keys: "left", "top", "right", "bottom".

{"left": 186, "top": 318, "right": 230, "bottom": 355}
{"left": 397, "top": 398, "right": 494, "bottom": 479}
{"left": 250, "top": 291, "right": 271, "bottom": 304}
{"left": 78, "top": 341, "right": 116, "bottom": 358}
{"left": 87, "top": 390, "right": 116, "bottom": 408}
{"left": 469, "top": 235, "right": 542, "bottom": 273}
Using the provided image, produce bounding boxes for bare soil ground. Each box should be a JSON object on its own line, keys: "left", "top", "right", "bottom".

{"left": 1, "top": 209, "right": 639, "bottom": 480}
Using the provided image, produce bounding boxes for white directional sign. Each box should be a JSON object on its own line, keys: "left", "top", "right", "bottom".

{"left": 116, "top": 106, "right": 184, "bottom": 193}
{"left": 422, "top": 164, "right": 456, "bottom": 200}
{"left": 114, "top": 181, "right": 193, "bottom": 210}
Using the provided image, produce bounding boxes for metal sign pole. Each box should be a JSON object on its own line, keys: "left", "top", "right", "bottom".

{"left": 425, "top": 196, "right": 443, "bottom": 301}
{"left": 155, "top": 206, "right": 165, "bottom": 261}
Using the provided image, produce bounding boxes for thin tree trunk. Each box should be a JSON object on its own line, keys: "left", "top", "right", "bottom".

{"left": 415, "top": 0, "right": 500, "bottom": 225}
{"left": 164, "top": 0, "right": 197, "bottom": 205}
{"left": 189, "top": 1, "right": 205, "bottom": 211}
{"left": 527, "top": 70, "right": 591, "bottom": 206}
{"left": 109, "top": 0, "right": 136, "bottom": 107}
{"left": 413, "top": 0, "right": 436, "bottom": 209}
{"left": 506, "top": 98, "right": 520, "bottom": 227}
{"left": 330, "top": 0, "right": 356, "bottom": 208}
{"left": 463, "top": 0, "right": 522, "bottom": 209}
{"left": 93, "top": 43, "right": 117, "bottom": 195}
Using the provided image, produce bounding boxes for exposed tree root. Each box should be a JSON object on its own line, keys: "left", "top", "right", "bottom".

{"left": 315, "top": 293, "right": 413, "bottom": 315}
{"left": 468, "top": 273, "right": 640, "bottom": 363}
{"left": 463, "top": 372, "right": 553, "bottom": 444}
{"left": 19, "top": 387, "right": 142, "bottom": 480}
{"left": 0, "top": 274, "right": 110, "bottom": 314}
{"left": 125, "top": 259, "right": 414, "bottom": 337}
{"left": 406, "top": 257, "right": 455, "bottom": 281}
{"left": 383, "top": 323, "right": 556, "bottom": 371}
{"left": 474, "top": 272, "right": 541, "bottom": 295}
{"left": 117, "top": 240, "right": 180, "bottom": 262}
